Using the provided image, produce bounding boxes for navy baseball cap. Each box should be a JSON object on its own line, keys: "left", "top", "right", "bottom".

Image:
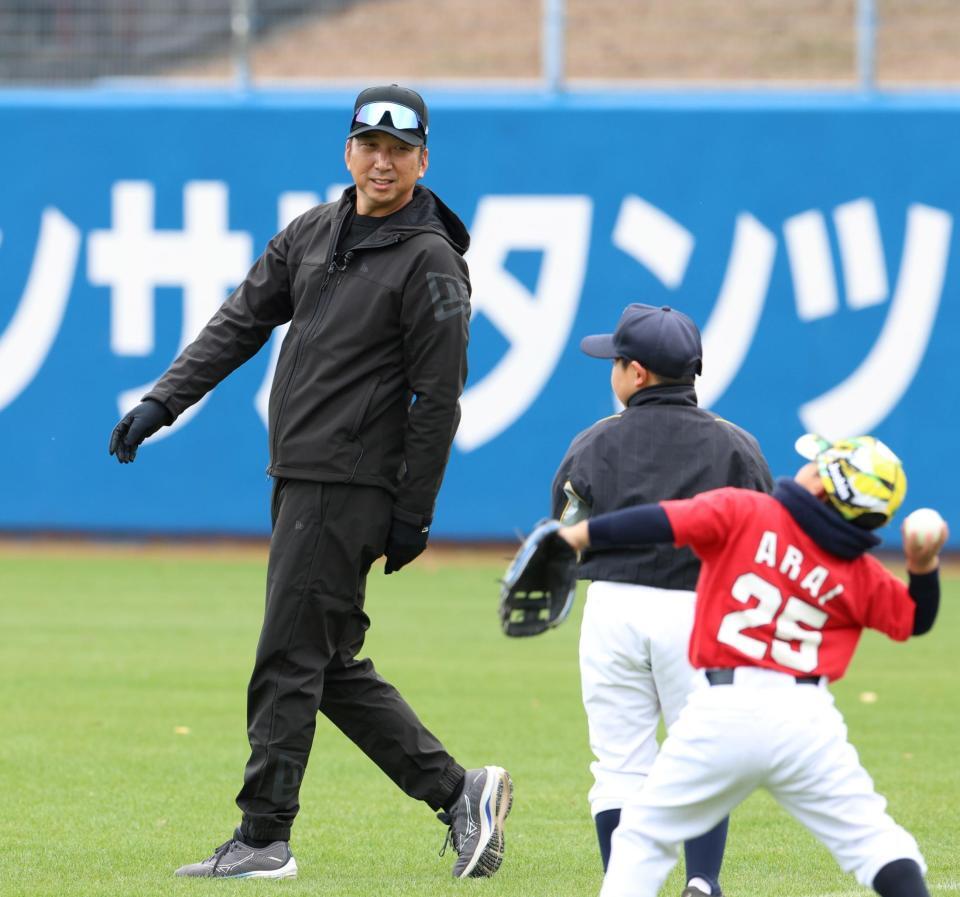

{"left": 348, "top": 84, "right": 429, "bottom": 146}
{"left": 580, "top": 304, "right": 703, "bottom": 378}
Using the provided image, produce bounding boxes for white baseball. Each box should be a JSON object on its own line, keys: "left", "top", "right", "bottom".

{"left": 902, "top": 508, "right": 947, "bottom": 547}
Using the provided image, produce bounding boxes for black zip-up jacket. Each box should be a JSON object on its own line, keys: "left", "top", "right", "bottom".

{"left": 551, "top": 384, "right": 773, "bottom": 589}
{"left": 146, "top": 185, "right": 471, "bottom": 526}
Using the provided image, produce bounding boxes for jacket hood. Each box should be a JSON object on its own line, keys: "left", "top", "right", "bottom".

{"left": 773, "top": 477, "right": 880, "bottom": 559}
{"left": 337, "top": 185, "right": 470, "bottom": 255}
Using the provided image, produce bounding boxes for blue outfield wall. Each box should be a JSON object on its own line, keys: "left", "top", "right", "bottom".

{"left": 0, "top": 89, "right": 958, "bottom": 545}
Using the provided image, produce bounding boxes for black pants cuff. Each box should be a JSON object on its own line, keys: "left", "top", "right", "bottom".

{"left": 241, "top": 816, "right": 291, "bottom": 844}
{"left": 425, "top": 761, "right": 467, "bottom": 812}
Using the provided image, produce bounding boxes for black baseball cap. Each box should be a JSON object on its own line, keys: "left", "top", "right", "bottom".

{"left": 580, "top": 304, "right": 703, "bottom": 378}
{"left": 348, "top": 84, "right": 429, "bottom": 147}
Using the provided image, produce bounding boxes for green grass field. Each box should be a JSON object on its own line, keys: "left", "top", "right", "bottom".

{"left": 1, "top": 547, "right": 957, "bottom": 897}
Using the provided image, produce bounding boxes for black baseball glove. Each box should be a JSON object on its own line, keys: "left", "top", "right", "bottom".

{"left": 499, "top": 520, "right": 578, "bottom": 637}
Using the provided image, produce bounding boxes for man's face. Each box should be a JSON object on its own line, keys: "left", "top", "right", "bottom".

{"left": 345, "top": 131, "right": 428, "bottom": 217}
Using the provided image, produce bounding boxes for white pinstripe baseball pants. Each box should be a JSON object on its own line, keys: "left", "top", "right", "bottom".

{"left": 579, "top": 580, "right": 702, "bottom": 817}
{"left": 600, "top": 668, "right": 926, "bottom": 897}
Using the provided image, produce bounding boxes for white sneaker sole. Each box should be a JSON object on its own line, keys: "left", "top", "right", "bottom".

{"left": 227, "top": 857, "right": 298, "bottom": 879}
{"left": 458, "top": 766, "right": 513, "bottom": 879}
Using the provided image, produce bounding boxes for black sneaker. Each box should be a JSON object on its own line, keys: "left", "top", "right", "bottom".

{"left": 438, "top": 766, "right": 513, "bottom": 878}
{"left": 174, "top": 828, "right": 297, "bottom": 879}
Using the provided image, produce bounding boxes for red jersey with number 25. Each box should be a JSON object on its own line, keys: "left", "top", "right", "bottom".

{"left": 662, "top": 488, "right": 915, "bottom": 681}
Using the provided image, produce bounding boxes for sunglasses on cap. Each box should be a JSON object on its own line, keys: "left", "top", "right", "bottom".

{"left": 353, "top": 102, "right": 426, "bottom": 133}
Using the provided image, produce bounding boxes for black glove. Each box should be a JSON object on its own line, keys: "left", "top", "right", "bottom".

{"left": 108, "top": 399, "right": 173, "bottom": 464}
{"left": 384, "top": 518, "right": 429, "bottom": 574}
{"left": 499, "top": 520, "right": 578, "bottom": 637}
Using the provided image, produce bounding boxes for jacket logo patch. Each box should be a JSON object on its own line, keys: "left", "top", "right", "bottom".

{"left": 426, "top": 272, "right": 469, "bottom": 322}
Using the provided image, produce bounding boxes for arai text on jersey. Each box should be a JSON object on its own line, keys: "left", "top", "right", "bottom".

{"left": 753, "top": 531, "right": 845, "bottom": 606}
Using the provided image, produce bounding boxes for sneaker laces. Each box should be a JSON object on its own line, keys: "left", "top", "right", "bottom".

{"left": 436, "top": 811, "right": 456, "bottom": 857}
{"left": 208, "top": 837, "right": 240, "bottom": 872}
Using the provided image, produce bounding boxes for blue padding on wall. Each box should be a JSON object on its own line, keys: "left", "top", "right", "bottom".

{"left": 0, "top": 92, "right": 956, "bottom": 544}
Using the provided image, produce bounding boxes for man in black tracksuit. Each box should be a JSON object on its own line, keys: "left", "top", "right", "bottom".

{"left": 109, "top": 85, "right": 512, "bottom": 881}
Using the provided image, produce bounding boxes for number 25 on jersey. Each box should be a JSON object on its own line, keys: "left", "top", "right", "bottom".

{"left": 717, "top": 572, "right": 829, "bottom": 674}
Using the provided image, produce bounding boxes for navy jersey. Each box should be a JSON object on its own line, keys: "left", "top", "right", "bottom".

{"left": 552, "top": 384, "right": 773, "bottom": 590}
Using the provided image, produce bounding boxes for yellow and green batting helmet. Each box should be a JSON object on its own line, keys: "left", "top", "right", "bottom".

{"left": 795, "top": 434, "right": 907, "bottom": 529}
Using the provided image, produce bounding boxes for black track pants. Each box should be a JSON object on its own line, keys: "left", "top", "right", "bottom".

{"left": 236, "top": 480, "right": 464, "bottom": 842}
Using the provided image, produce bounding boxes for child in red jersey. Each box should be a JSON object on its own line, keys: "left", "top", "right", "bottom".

{"left": 558, "top": 435, "right": 947, "bottom": 897}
